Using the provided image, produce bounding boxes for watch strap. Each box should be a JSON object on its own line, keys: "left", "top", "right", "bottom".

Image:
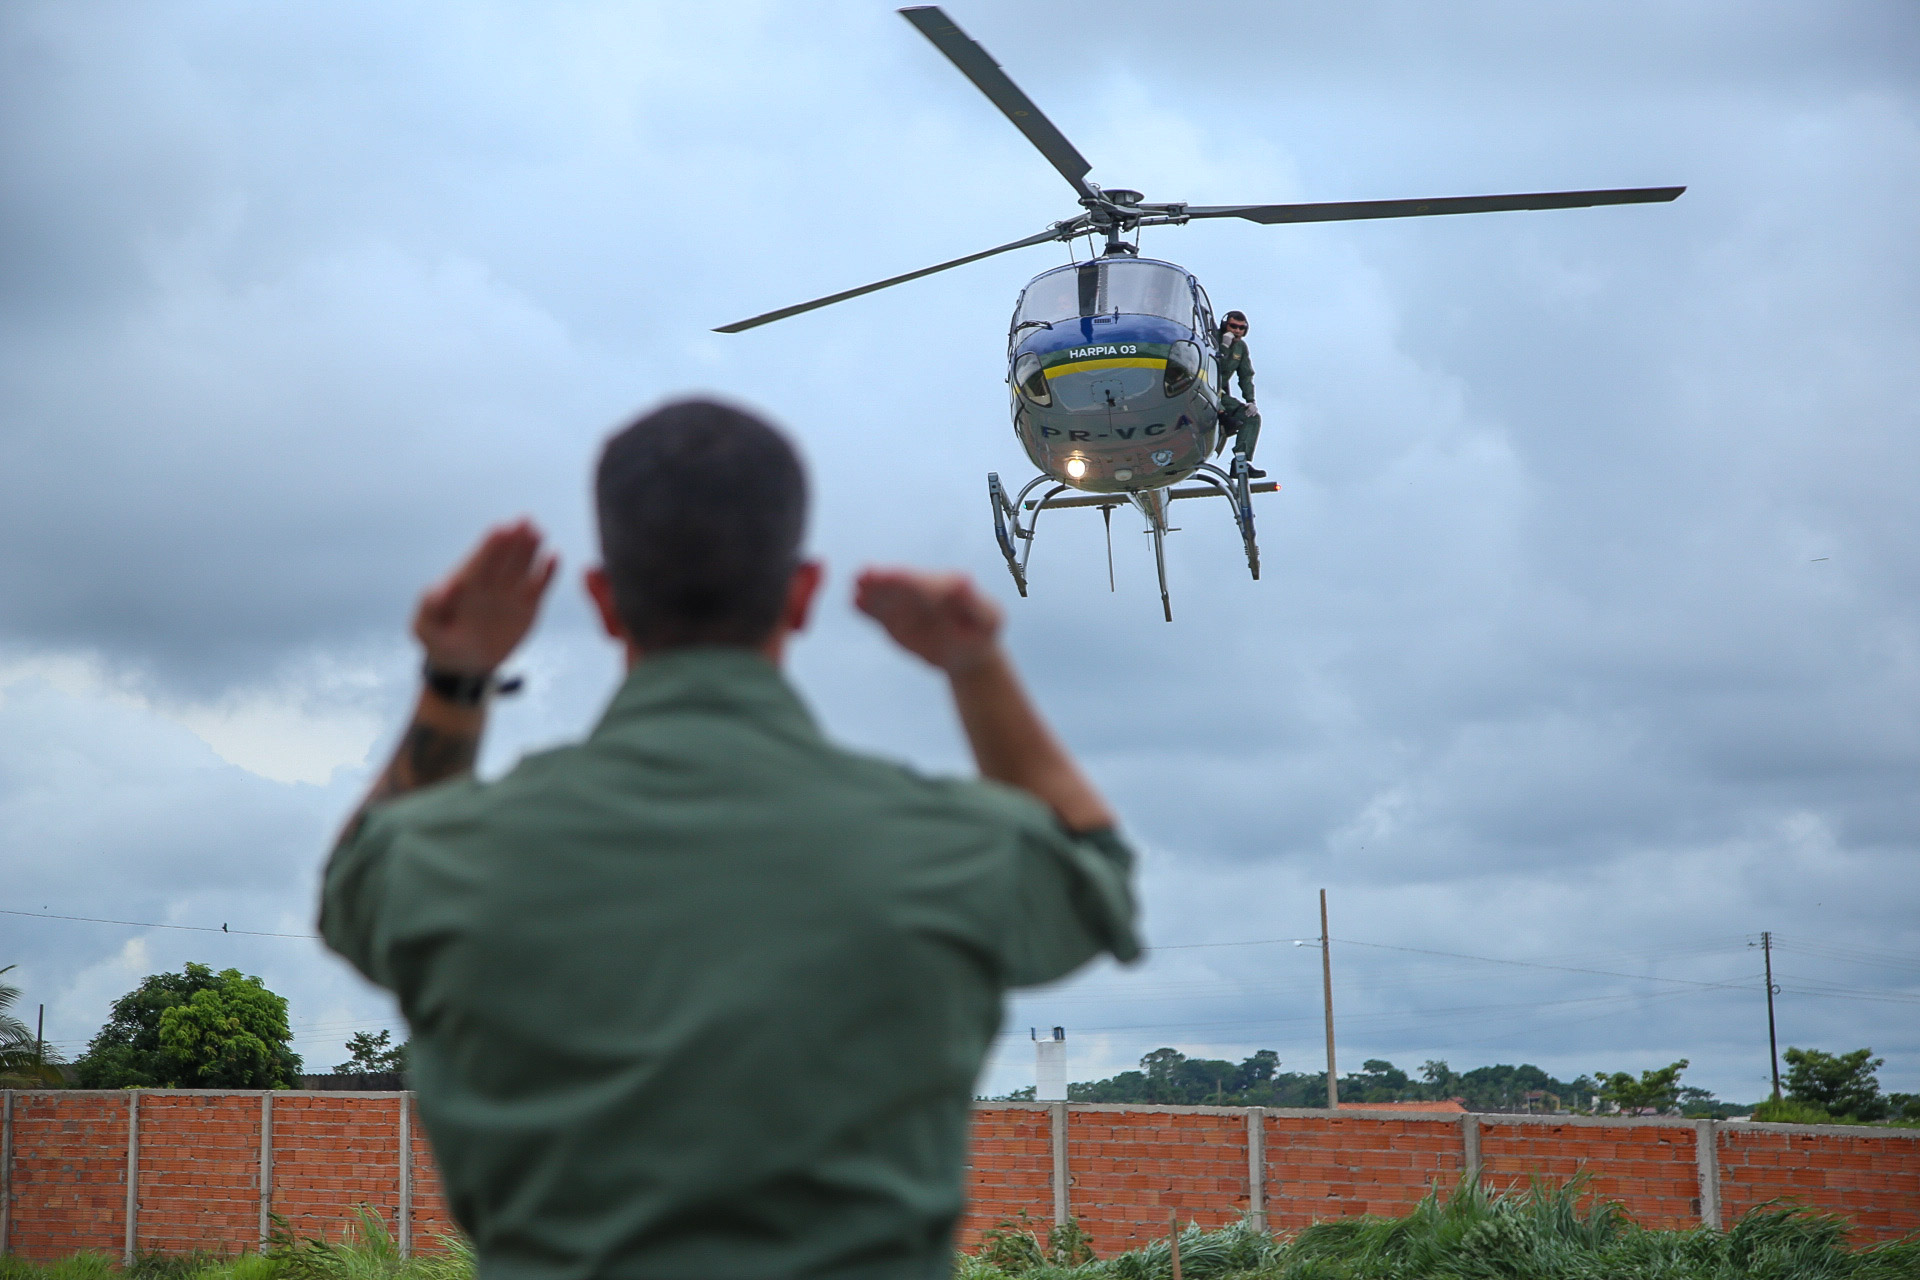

{"left": 422, "top": 663, "right": 522, "bottom": 706}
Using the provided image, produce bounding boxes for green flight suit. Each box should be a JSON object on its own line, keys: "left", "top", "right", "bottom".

{"left": 1215, "top": 334, "right": 1261, "bottom": 460}
{"left": 321, "top": 647, "right": 1139, "bottom": 1280}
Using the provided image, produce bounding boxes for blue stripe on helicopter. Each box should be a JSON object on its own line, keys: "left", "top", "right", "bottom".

{"left": 1015, "top": 313, "right": 1194, "bottom": 360}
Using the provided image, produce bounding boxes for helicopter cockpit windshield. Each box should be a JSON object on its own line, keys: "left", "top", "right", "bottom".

{"left": 1016, "top": 259, "right": 1193, "bottom": 329}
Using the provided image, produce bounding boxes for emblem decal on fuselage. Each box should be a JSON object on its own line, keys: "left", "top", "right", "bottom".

{"left": 1151, "top": 448, "right": 1174, "bottom": 466}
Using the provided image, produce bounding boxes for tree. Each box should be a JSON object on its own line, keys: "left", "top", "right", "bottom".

{"left": 1784, "top": 1047, "right": 1885, "bottom": 1120}
{"left": 1594, "top": 1060, "right": 1689, "bottom": 1115}
{"left": 1, "top": 965, "right": 65, "bottom": 1087}
{"left": 74, "top": 962, "right": 301, "bottom": 1089}
{"left": 1174, "top": 1055, "right": 1239, "bottom": 1103}
{"left": 1139, "top": 1047, "right": 1184, "bottom": 1101}
{"left": 1884, "top": 1092, "right": 1920, "bottom": 1122}
{"left": 1345, "top": 1059, "right": 1413, "bottom": 1101}
{"left": 1452, "top": 1063, "right": 1578, "bottom": 1112}
{"left": 335, "top": 1029, "right": 410, "bottom": 1074}
{"left": 1234, "top": 1050, "right": 1279, "bottom": 1090}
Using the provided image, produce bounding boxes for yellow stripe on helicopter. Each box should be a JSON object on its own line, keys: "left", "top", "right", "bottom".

{"left": 1043, "top": 356, "right": 1166, "bottom": 380}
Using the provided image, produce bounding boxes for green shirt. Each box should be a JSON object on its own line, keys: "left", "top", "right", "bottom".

{"left": 320, "top": 648, "right": 1139, "bottom": 1280}
{"left": 1216, "top": 335, "right": 1255, "bottom": 403}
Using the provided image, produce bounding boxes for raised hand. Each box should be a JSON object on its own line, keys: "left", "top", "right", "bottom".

{"left": 413, "top": 520, "right": 559, "bottom": 675}
{"left": 854, "top": 569, "right": 1004, "bottom": 674}
{"left": 856, "top": 566, "right": 1111, "bottom": 831}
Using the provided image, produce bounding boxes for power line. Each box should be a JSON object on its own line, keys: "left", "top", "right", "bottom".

{"left": 12, "top": 905, "right": 1913, "bottom": 1012}
{"left": 1000, "top": 983, "right": 1713, "bottom": 1045}
{"left": 0, "top": 907, "right": 317, "bottom": 940}
{"left": 1772, "top": 940, "right": 1920, "bottom": 974}
{"left": 1328, "top": 937, "right": 1761, "bottom": 993}
{"left": 1776, "top": 985, "right": 1920, "bottom": 1006}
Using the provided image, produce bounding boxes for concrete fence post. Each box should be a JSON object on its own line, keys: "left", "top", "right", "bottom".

{"left": 258, "top": 1092, "right": 274, "bottom": 1248}
{"left": 123, "top": 1091, "right": 140, "bottom": 1265}
{"left": 2, "top": 1091, "right": 13, "bottom": 1256}
{"left": 1245, "top": 1108, "right": 1265, "bottom": 1231}
{"left": 398, "top": 1093, "right": 413, "bottom": 1259}
{"left": 1694, "top": 1119, "right": 1721, "bottom": 1229}
{"left": 1460, "top": 1113, "right": 1482, "bottom": 1188}
{"left": 1049, "top": 1102, "right": 1069, "bottom": 1227}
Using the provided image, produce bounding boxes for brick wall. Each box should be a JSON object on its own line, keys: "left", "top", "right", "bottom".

{"left": 407, "top": 1104, "right": 456, "bottom": 1247}
{"left": 134, "top": 1094, "right": 261, "bottom": 1254}
{"left": 1480, "top": 1116, "right": 1703, "bottom": 1229}
{"left": 1265, "top": 1111, "right": 1466, "bottom": 1229}
{"left": 7, "top": 1093, "right": 127, "bottom": 1257}
{"left": 1719, "top": 1124, "right": 1920, "bottom": 1238}
{"left": 955, "top": 1104, "right": 1054, "bottom": 1246}
{"left": 269, "top": 1095, "right": 401, "bottom": 1244}
{"left": 3, "top": 1092, "right": 1916, "bottom": 1261}
{"left": 1067, "top": 1106, "right": 1249, "bottom": 1251}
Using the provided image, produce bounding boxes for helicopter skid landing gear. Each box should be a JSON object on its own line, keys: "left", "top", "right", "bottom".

{"left": 1148, "top": 520, "right": 1172, "bottom": 621}
{"left": 987, "top": 467, "right": 1277, "bottom": 618}
{"left": 1229, "top": 455, "right": 1261, "bottom": 581}
{"left": 987, "top": 472, "right": 1028, "bottom": 596}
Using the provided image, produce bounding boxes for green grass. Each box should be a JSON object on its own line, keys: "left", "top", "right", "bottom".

{"left": 3, "top": 1183, "right": 1914, "bottom": 1280}
{"left": 958, "top": 1180, "right": 1920, "bottom": 1280}
{"left": 0, "top": 1209, "right": 469, "bottom": 1280}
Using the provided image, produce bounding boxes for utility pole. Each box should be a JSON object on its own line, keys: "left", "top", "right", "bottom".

{"left": 1762, "top": 931, "right": 1781, "bottom": 1101}
{"left": 1320, "top": 889, "right": 1338, "bottom": 1109}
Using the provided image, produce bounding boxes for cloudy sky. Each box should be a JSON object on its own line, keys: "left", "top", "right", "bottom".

{"left": 3, "top": 0, "right": 1916, "bottom": 1105}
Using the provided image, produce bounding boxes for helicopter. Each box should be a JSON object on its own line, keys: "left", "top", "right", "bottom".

{"left": 718, "top": 6, "right": 1682, "bottom": 621}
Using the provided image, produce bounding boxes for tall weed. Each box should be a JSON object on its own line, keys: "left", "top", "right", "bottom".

{"left": 963, "top": 1178, "right": 1920, "bottom": 1280}
{"left": 4, "top": 1180, "right": 1914, "bottom": 1280}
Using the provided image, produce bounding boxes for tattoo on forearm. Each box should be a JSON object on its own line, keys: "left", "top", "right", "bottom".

{"left": 396, "top": 722, "right": 480, "bottom": 787}
{"left": 333, "top": 717, "right": 480, "bottom": 849}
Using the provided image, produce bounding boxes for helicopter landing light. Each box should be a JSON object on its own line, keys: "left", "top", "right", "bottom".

{"left": 1064, "top": 458, "right": 1088, "bottom": 480}
{"left": 1114, "top": 468, "right": 1133, "bottom": 482}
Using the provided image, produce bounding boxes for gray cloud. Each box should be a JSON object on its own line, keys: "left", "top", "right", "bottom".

{"left": 2, "top": 0, "right": 1915, "bottom": 1104}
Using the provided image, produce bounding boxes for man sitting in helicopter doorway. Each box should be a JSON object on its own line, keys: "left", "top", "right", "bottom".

{"left": 1216, "top": 310, "right": 1265, "bottom": 479}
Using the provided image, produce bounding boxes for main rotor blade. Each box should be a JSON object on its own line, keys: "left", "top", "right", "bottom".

{"left": 1183, "top": 186, "right": 1684, "bottom": 226}
{"left": 900, "top": 7, "right": 1097, "bottom": 203}
{"left": 713, "top": 226, "right": 1065, "bottom": 333}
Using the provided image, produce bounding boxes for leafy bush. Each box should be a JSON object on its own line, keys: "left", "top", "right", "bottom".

{"left": 1784, "top": 1048, "right": 1889, "bottom": 1121}
{"left": 1753, "top": 1097, "right": 1836, "bottom": 1124}
{"left": 977, "top": 1209, "right": 1098, "bottom": 1273}
{"left": 1593, "top": 1059, "right": 1690, "bottom": 1115}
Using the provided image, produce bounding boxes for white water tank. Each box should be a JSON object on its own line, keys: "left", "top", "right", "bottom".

{"left": 1034, "top": 1026, "right": 1066, "bottom": 1101}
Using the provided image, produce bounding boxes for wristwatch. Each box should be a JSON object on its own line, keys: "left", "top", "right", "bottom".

{"left": 422, "top": 662, "right": 524, "bottom": 707}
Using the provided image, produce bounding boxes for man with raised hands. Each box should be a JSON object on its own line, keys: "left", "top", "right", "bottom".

{"left": 321, "top": 398, "right": 1138, "bottom": 1280}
